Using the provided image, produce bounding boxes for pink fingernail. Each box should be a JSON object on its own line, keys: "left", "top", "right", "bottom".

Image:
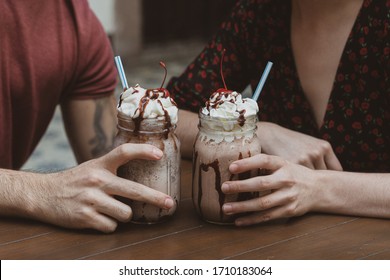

{"left": 164, "top": 198, "right": 174, "bottom": 209}
{"left": 153, "top": 148, "right": 163, "bottom": 158}
{"left": 221, "top": 183, "right": 230, "bottom": 192}
{"left": 230, "top": 163, "right": 238, "bottom": 172}
{"left": 223, "top": 204, "right": 233, "bottom": 214}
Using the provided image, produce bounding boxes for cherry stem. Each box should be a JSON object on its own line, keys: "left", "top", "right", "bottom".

{"left": 159, "top": 61, "right": 167, "bottom": 89}
{"left": 220, "top": 48, "right": 228, "bottom": 90}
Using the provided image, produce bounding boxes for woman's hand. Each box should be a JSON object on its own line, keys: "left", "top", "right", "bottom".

{"left": 221, "top": 153, "right": 320, "bottom": 226}
{"left": 257, "top": 122, "right": 343, "bottom": 170}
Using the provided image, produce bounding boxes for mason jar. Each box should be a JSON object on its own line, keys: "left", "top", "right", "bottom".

{"left": 114, "top": 111, "right": 181, "bottom": 224}
{"left": 192, "top": 112, "right": 261, "bottom": 225}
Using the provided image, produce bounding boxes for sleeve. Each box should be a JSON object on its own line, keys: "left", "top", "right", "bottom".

{"left": 66, "top": 0, "right": 117, "bottom": 100}
{"left": 166, "top": 0, "right": 256, "bottom": 112}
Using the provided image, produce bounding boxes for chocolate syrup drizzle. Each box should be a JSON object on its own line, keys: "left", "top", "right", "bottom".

{"left": 204, "top": 89, "right": 233, "bottom": 112}
{"left": 118, "top": 87, "right": 130, "bottom": 108}
{"left": 127, "top": 61, "right": 177, "bottom": 136}
{"left": 196, "top": 151, "right": 255, "bottom": 221}
{"left": 199, "top": 159, "right": 223, "bottom": 220}
{"left": 204, "top": 89, "right": 247, "bottom": 127}
{"left": 131, "top": 89, "right": 174, "bottom": 136}
{"left": 192, "top": 151, "right": 200, "bottom": 215}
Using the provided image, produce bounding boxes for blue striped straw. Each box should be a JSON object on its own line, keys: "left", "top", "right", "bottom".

{"left": 252, "top": 61, "right": 273, "bottom": 101}
{"left": 114, "top": 56, "right": 129, "bottom": 90}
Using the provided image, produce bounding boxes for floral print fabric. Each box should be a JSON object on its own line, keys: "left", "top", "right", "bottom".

{"left": 167, "top": 0, "right": 390, "bottom": 172}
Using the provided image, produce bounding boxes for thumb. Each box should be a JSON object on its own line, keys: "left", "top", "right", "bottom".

{"left": 99, "top": 143, "right": 163, "bottom": 170}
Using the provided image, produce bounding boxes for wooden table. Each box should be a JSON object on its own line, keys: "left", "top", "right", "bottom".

{"left": 1, "top": 160, "right": 390, "bottom": 260}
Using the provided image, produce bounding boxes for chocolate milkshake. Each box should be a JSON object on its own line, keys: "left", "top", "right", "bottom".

{"left": 114, "top": 77, "right": 181, "bottom": 224}
{"left": 192, "top": 89, "right": 261, "bottom": 225}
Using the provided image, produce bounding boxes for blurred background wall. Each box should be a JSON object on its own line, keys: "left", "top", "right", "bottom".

{"left": 90, "top": 0, "right": 236, "bottom": 59}
{"left": 22, "top": 0, "right": 238, "bottom": 171}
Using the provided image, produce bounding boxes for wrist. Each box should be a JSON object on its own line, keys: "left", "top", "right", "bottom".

{"left": 310, "top": 169, "right": 339, "bottom": 213}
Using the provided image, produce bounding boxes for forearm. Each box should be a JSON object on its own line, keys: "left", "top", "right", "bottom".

{"left": 314, "top": 170, "right": 390, "bottom": 218}
{"left": 176, "top": 109, "right": 199, "bottom": 159}
{"left": 61, "top": 95, "right": 117, "bottom": 163}
{"left": 0, "top": 169, "right": 50, "bottom": 218}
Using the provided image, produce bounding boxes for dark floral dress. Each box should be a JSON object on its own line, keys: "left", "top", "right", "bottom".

{"left": 167, "top": 0, "right": 390, "bottom": 172}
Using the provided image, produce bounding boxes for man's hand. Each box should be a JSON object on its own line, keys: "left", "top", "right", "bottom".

{"left": 0, "top": 144, "right": 174, "bottom": 233}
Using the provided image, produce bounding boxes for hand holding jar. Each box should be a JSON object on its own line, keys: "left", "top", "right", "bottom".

{"left": 113, "top": 63, "right": 181, "bottom": 224}
{"left": 192, "top": 88, "right": 263, "bottom": 225}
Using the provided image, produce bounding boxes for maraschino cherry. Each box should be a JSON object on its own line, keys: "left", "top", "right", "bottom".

{"left": 146, "top": 61, "right": 171, "bottom": 99}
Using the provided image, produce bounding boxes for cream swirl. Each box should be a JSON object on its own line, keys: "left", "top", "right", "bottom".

{"left": 118, "top": 84, "right": 178, "bottom": 125}
{"left": 201, "top": 89, "right": 259, "bottom": 122}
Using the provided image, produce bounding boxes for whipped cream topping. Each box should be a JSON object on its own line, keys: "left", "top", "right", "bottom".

{"left": 199, "top": 88, "right": 259, "bottom": 137}
{"left": 118, "top": 84, "right": 178, "bottom": 125}
{"left": 201, "top": 89, "right": 259, "bottom": 120}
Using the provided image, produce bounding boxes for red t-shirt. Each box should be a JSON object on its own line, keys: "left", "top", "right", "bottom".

{"left": 0, "top": 0, "right": 117, "bottom": 169}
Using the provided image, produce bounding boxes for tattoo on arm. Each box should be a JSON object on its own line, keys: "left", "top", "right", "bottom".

{"left": 89, "top": 99, "right": 115, "bottom": 157}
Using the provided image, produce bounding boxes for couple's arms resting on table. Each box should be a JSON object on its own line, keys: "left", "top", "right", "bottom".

{"left": 177, "top": 109, "right": 390, "bottom": 225}
{"left": 0, "top": 96, "right": 174, "bottom": 233}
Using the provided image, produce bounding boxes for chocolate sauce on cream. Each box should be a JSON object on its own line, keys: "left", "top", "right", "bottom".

{"left": 204, "top": 89, "right": 234, "bottom": 111}
{"left": 131, "top": 88, "right": 175, "bottom": 135}
{"left": 203, "top": 89, "right": 254, "bottom": 127}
